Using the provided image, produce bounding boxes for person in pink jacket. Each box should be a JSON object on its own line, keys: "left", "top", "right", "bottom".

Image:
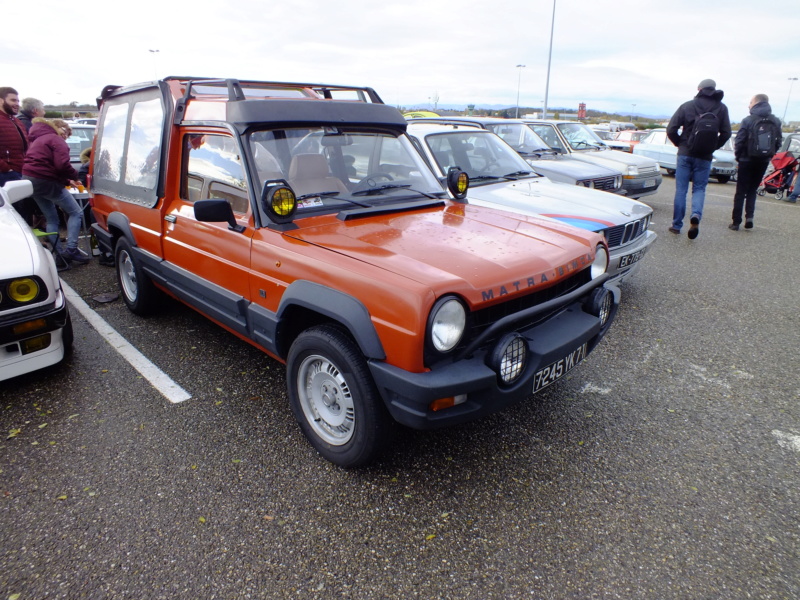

{"left": 22, "top": 118, "right": 89, "bottom": 264}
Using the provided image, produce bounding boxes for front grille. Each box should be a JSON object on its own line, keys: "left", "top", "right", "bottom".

{"left": 605, "top": 216, "right": 651, "bottom": 249}
{"left": 580, "top": 176, "right": 618, "bottom": 191}
{"left": 714, "top": 162, "right": 735, "bottom": 169}
{"left": 638, "top": 165, "right": 660, "bottom": 175}
{"left": 469, "top": 268, "right": 592, "bottom": 342}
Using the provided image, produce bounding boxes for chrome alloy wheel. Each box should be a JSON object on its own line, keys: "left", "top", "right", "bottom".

{"left": 297, "top": 354, "right": 355, "bottom": 446}
{"left": 117, "top": 249, "right": 138, "bottom": 303}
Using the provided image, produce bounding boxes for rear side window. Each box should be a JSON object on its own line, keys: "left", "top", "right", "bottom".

{"left": 93, "top": 88, "right": 165, "bottom": 207}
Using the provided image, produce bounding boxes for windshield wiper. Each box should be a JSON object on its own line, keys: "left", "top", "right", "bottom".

{"left": 502, "top": 170, "right": 537, "bottom": 180}
{"left": 296, "top": 190, "right": 370, "bottom": 207}
{"left": 572, "top": 140, "right": 603, "bottom": 150}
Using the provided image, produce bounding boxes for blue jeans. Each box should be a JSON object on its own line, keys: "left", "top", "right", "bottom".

{"left": 673, "top": 155, "right": 712, "bottom": 230}
{"left": 25, "top": 177, "right": 83, "bottom": 251}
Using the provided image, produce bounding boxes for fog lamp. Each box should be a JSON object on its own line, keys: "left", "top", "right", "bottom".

{"left": 20, "top": 334, "right": 51, "bottom": 355}
{"left": 489, "top": 333, "right": 527, "bottom": 384}
{"left": 585, "top": 288, "right": 613, "bottom": 327}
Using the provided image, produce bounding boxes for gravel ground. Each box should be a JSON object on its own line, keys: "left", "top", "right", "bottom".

{"left": 1, "top": 175, "right": 798, "bottom": 599}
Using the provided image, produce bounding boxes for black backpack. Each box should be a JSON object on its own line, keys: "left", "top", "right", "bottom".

{"left": 747, "top": 116, "right": 778, "bottom": 158}
{"left": 686, "top": 104, "right": 721, "bottom": 155}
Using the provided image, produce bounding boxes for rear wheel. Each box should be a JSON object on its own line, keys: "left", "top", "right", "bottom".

{"left": 775, "top": 190, "right": 784, "bottom": 200}
{"left": 115, "top": 237, "right": 158, "bottom": 316}
{"left": 287, "top": 324, "right": 392, "bottom": 467}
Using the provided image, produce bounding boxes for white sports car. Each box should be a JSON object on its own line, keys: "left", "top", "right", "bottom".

{"left": 408, "top": 123, "right": 657, "bottom": 285}
{"left": 0, "top": 180, "right": 73, "bottom": 381}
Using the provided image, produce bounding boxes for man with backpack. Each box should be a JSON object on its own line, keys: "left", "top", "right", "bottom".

{"left": 729, "top": 94, "right": 783, "bottom": 230}
{"left": 667, "top": 79, "right": 732, "bottom": 239}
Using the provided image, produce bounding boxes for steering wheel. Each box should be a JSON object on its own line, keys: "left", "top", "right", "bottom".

{"left": 352, "top": 172, "right": 395, "bottom": 193}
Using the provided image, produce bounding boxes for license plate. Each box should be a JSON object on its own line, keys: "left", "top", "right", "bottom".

{"left": 532, "top": 343, "right": 588, "bottom": 393}
{"left": 619, "top": 247, "right": 646, "bottom": 268}
{"left": 644, "top": 178, "right": 656, "bottom": 188}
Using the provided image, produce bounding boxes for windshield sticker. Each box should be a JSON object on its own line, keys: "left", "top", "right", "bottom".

{"left": 297, "top": 198, "right": 325, "bottom": 209}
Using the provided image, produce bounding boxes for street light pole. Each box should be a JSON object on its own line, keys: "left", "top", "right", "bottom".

{"left": 515, "top": 65, "right": 526, "bottom": 118}
{"left": 542, "top": 0, "right": 556, "bottom": 121}
{"left": 783, "top": 77, "right": 798, "bottom": 123}
{"left": 149, "top": 49, "right": 160, "bottom": 80}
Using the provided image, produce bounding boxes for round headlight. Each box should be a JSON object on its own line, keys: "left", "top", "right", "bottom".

{"left": 429, "top": 297, "right": 466, "bottom": 353}
{"left": 9, "top": 278, "right": 39, "bottom": 303}
{"left": 591, "top": 244, "right": 609, "bottom": 279}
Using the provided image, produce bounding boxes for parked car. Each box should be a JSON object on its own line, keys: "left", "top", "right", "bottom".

{"left": 0, "top": 180, "right": 73, "bottom": 381}
{"left": 632, "top": 128, "right": 737, "bottom": 183}
{"left": 407, "top": 122, "right": 656, "bottom": 285}
{"left": 524, "top": 120, "right": 662, "bottom": 199}
{"left": 779, "top": 132, "right": 800, "bottom": 154}
{"left": 89, "top": 76, "right": 620, "bottom": 467}
{"left": 65, "top": 123, "right": 95, "bottom": 166}
{"left": 591, "top": 128, "right": 632, "bottom": 152}
{"left": 614, "top": 130, "right": 650, "bottom": 148}
{"left": 406, "top": 116, "right": 624, "bottom": 193}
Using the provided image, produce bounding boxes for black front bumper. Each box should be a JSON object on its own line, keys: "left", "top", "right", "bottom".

{"left": 368, "top": 280, "right": 620, "bottom": 430}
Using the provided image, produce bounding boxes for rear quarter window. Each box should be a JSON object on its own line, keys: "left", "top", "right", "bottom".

{"left": 93, "top": 88, "right": 165, "bottom": 207}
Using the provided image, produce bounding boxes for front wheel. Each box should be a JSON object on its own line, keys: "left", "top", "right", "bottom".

{"left": 757, "top": 187, "right": 766, "bottom": 197}
{"left": 287, "top": 324, "right": 392, "bottom": 467}
{"left": 115, "top": 237, "right": 159, "bottom": 316}
{"left": 775, "top": 189, "right": 784, "bottom": 200}
{"left": 665, "top": 169, "right": 676, "bottom": 176}
{"left": 716, "top": 175, "right": 731, "bottom": 184}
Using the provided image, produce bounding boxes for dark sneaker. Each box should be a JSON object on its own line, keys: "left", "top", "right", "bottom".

{"left": 62, "top": 247, "right": 90, "bottom": 265}
{"left": 728, "top": 224, "right": 739, "bottom": 231}
{"left": 668, "top": 226, "right": 681, "bottom": 234}
{"left": 688, "top": 216, "right": 700, "bottom": 240}
{"left": 98, "top": 253, "right": 115, "bottom": 267}
{"left": 785, "top": 197, "right": 797, "bottom": 203}
{"left": 744, "top": 219, "right": 753, "bottom": 229}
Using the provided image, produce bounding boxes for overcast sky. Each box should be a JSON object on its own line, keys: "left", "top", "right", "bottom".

{"left": 5, "top": 0, "right": 800, "bottom": 123}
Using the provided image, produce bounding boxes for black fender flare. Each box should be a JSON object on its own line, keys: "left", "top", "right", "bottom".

{"left": 276, "top": 280, "right": 386, "bottom": 361}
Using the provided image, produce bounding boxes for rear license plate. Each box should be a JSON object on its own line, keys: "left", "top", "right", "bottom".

{"left": 619, "top": 248, "right": 646, "bottom": 268}
{"left": 532, "top": 343, "right": 588, "bottom": 393}
{"left": 644, "top": 178, "right": 656, "bottom": 188}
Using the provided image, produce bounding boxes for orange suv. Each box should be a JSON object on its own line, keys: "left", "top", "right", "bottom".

{"left": 89, "top": 77, "right": 619, "bottom": 466}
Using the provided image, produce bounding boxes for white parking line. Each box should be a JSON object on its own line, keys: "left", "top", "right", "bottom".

{"left": 61, "top": 281, "right": 192, "bottom": 404}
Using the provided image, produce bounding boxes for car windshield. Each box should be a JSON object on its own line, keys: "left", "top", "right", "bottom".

{"left": 557, "top": 123, "right": 606, "bottom": 150}
{"left": 484, "top": 123, "right": 552, "bottom": 154}
{"left": 248, "top": 127, "right": 445, "bottom": 215}
{"left": 422, "top": 130, "right": 538, "bottom": 183}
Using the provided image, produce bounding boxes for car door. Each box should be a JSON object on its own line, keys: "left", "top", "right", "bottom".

{"left": 161, "top": 130, "right": 255, "bottom": 336}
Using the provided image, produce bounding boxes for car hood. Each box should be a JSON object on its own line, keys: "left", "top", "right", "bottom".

{"left": 467, "top": 178, "right": 651, "bottom": 232}
{"left": 524, "top": 156, "right": 620, "bottom": 179}
{"left": 0, "top": 203, "right": 38, "bottom": 277}
{"left": 284, "top": 203, "right": 601, "bottom": 305}
{"left": 570, "top": 148, "right": 656, "bottom": 169}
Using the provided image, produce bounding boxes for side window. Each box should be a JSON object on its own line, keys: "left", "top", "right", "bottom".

{"left": 531, "top": 125, "right": 564, "bottom": 152}
{"left": 93, "top": 88, "right": 164, "bottom": 207}
{"left": 183, "top": 133, "right": 250, "bottom": 215}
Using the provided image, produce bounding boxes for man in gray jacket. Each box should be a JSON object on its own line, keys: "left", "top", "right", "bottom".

{"left": 729, "top": 94, "right": 782, "bottom": 230}
{"left": 667, "top": 79, "right": 732, "bottom": 239}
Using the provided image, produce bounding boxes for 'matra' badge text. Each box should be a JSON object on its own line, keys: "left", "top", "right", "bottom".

{"left": 480, "top": 253, "right": 593, "bottom": 302}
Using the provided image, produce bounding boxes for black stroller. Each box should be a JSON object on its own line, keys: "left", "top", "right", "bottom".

{"left": 757, "top": 151, "right": 798, "bottom": 200}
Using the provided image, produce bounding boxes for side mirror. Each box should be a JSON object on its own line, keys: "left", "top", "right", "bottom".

{"left": 194, "top": 199, "right": 245, "bottom": 233}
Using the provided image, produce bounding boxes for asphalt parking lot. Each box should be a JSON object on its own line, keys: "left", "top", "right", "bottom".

{"left": 1, "top": 175, "right": 799, "bottom": 599}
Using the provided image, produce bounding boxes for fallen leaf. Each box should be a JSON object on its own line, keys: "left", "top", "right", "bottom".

{"left": 425, "top": 534, "right": 436, "bottom": 541}
{"left": 232, "top": 459, "right": 242, "bottom": 464}
{"left": 264, "top": 515, "right": 275, "bottom": 521}
{"left": 56, "top": 495, "right": 68, "bottom": 501}
{"left": 7, "top": 429, "right": 21, "bottom": 439}
{"left": 38, "top": 423, "right": 48, "bottom": 429}
{"left": 9, "top": 593, "right": 21, "bottom": 600}
{"left": 199, "top": 516, "right": 206, "bottom": 524}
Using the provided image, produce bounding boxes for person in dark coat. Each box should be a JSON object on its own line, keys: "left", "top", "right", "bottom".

{"left": 22, "top": 118, "right": 89, "bottom": 265}
{"left": 729, "top": 94, "right": 782, "bottom": 230}
{"left": 666, "top": 79, "right": 732, "bottom": 239}
{"left": 0, "top": 86, "right": 28, "bottom": 187}
{"left": 18, "top": 97, "right": 45, "bottom": 132}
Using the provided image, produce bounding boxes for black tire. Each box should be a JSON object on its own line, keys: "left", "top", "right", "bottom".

{"left": 757, "top": 187, "right": 766, "bottom": 197}
{"left": 716, "top": 175, "right": 731, "bottom": 184}
{"left": 666, "top": 169, "right": 676, "bottom": 176}
{"left": 115, "top": 237, "right": 159, "bottom": 316}
{"left": 775, "top": 190, "right": 784, "bottom": 200}
{"left": 287, "top": 324, "right": 393, "bottom": 467}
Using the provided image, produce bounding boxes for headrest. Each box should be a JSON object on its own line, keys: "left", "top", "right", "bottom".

{"left": 288, "top": 154, "right": 330, "bottom": 179}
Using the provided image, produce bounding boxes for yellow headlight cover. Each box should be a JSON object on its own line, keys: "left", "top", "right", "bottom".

{"left": 9, "top": 278, "right": 39, "bottom": 303}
